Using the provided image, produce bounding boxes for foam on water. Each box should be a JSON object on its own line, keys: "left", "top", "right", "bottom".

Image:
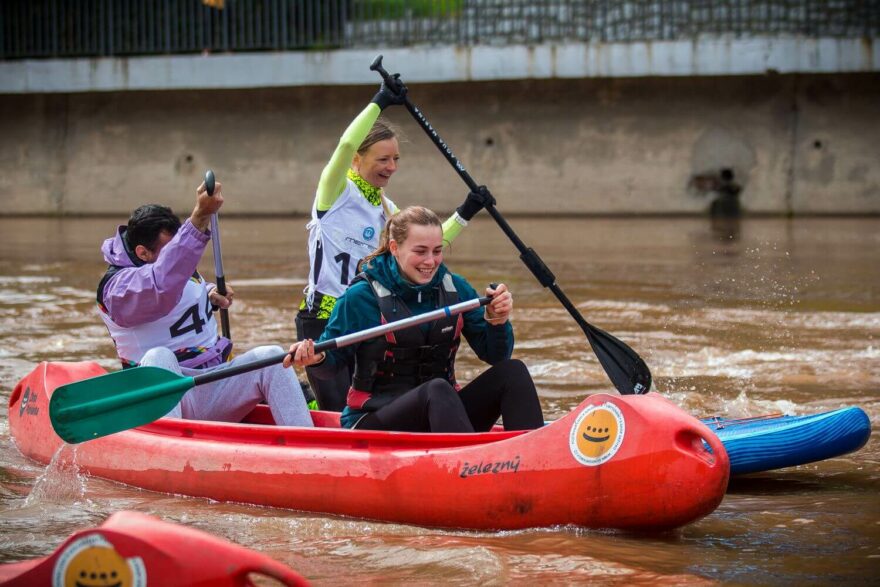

{"left": 0, "top": 276, "right": 59, "bottom": 285}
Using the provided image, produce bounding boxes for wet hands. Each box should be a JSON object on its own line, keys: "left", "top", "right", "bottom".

{"left": 284, "top": 339, "right": 326, "bottom": 369}
{"left": 485, "top": 283, "right": 512, "bottom": 325}
{"left": 191, "top": 180, "right": 224, "bottom": 232}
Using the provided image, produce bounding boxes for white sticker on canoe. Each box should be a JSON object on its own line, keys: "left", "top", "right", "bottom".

{"left": 569, "top": 402, "right": 626, "bottom": 466}
{"left": 52, "top": 532, "right": 147, "bottom": 587}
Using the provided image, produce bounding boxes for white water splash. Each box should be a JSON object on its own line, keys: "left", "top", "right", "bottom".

{"left": 23, "top": 444, "right": 91, "bottom": 507}
{"left": 721, "top": 390, "right": 799, "bottom": 417}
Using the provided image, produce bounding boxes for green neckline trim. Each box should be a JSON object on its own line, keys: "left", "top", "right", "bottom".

{"left": 347, "top": 168, "right": 383, "bottom": 206}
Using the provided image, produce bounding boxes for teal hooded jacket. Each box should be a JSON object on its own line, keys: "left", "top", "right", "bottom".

{"left": 309, "top": 253, "right": 515, "bottom": 427}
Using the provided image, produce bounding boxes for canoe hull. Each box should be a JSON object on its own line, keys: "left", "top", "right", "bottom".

{"left": 9, "top": 361, "right": 730, "bottom": 531}
{"left": 0, "top": 510, "right": 308, "bottom": 586}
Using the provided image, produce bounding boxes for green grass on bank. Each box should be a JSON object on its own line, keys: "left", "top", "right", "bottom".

{"left": 353, "top": 0, "right": 463, "bottom": 20}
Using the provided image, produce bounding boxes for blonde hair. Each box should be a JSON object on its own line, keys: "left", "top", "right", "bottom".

{"left": 357, "top": 118, "right": 399, "bottom": 155}
{"left": 360, "top": 206, "right": 441, "bottom": 271}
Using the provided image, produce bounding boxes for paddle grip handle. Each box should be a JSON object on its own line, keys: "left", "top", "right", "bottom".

{"left": 369, "top": 54, "right": 406, "bottom": 95}
{"left": 205, "top": 169, "right": 215, "bottom": 196}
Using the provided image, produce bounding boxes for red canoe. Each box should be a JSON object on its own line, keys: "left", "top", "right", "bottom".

{"left": 9, "top": 361, "right": 729, "bottom": 531}
{"left": 0, "top": 510, "right": 308, "bottom": 586}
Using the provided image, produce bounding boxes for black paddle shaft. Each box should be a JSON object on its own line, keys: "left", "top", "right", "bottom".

{"left": 370, "top": 56, "right": 651, "bottom": 395}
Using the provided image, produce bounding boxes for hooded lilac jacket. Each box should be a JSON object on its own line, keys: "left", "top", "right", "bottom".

{"left": 98, "top": 219, "right": 230, "bottom": 367}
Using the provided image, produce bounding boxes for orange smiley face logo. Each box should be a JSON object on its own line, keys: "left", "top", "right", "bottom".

{"left": 52, "top": 534, "right": 146, "bottom": 587}
{"left": 64, "top": 545, "right": 132, "bottom": 587}
{"left": 569, "top": 402, "right": 626, "bottom": 466}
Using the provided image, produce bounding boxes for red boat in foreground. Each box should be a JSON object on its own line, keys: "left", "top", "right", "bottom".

{"left": 9, "top": 361, "right": 729, "bottom": 531}
{"left": 0, "top": 510, "right": 308, "bottom": 586}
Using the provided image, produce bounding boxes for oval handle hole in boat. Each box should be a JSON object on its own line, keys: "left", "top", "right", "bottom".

{"left": 675, "top": 429, "right": 717, "bottom": 466}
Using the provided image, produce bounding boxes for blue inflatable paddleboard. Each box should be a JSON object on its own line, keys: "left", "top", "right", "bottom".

{"left": 701, "top": 407, "right": 872, "bottom": 476}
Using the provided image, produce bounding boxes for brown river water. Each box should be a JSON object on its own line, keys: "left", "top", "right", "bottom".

{"left": 0, "top": 215, "right": 878, "bottom": 585}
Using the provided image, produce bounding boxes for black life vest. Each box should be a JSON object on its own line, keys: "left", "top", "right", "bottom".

{"left": 347, "top": 273, "right": 463, "bottom": 411}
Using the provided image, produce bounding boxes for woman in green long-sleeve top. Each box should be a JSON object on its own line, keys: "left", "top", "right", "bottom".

{"left": 296, "top": 80, "right": 486, "bottom": 411}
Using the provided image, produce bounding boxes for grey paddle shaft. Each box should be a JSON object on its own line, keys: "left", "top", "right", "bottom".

{"left": 209, "top": 217, "right": 225, "bottom": 283}
{"left": 194, "top": 296, "right": 491, "bottom": 386}
{"left": 319, "top": 295, "right": 490, "bottom": 351}
{"left": 204, "top": 169, "right": 230, "bottom": 339}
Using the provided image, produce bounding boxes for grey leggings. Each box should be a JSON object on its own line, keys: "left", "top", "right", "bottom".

{"left": 141, "top": 345, "right": 313, "bottom": 427}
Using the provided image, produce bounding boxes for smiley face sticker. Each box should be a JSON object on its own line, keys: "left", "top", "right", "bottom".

{"left": 52, "top": 533, "right": 146, "bottom": 587}
{"left": 569, "top": 402, "right": 626, "bottom": 466}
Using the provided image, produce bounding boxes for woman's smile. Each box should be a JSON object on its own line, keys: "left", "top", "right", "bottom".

{"left": 391, "top": 224, "right": 444, "bottom": 285}
{"left": 355, "top": 138, "right": 400, "bottom": 188}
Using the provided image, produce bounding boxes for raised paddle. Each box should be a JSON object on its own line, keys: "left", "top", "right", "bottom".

{"left": 369, "top": 55, "right": 652, "bottom": 395}
{"left": 205, "top": 169, "right": 231, "bottom": 339}
{"left": 49, "top": 295, "right": 492, "bottom": 444}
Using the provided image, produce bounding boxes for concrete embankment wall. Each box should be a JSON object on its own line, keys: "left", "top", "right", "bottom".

{"left": 2, "top": 73, "right": 878, "bottom": 216}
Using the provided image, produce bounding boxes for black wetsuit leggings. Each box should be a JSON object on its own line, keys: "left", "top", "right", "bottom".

{"left": 355, "top": 359, "right": 544, "bottom": 433}
{"left": 295, "top": 310, "right": 350, "bottom": 411}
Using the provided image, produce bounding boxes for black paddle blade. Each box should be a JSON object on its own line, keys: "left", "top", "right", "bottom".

{"left": 584, "top": 324, "right": 652, "bottom": 395}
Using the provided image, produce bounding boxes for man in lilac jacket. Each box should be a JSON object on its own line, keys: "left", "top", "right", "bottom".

{"left": 96, "top": 180, "right": 312, "bottom": 426}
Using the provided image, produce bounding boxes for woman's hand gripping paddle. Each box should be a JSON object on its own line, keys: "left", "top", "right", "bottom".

{"left": 205, "top": 169, "right": 231, "bottom": 340}
{"left": 49, "top": 296, "right": 492, "bottom": 444}
{"left": 369, "top": 55, "right": 652, "bottom": 396}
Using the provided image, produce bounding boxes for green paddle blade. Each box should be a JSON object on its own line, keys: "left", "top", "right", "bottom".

{"left": 49, "top": 366, "right": 196, "bottom": 444}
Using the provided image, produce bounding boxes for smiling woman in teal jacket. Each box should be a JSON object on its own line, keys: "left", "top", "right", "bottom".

{"left": 296, "top": 81, "right": 486, "bottom": 412}
{"left": 286, "top": 206, "right": 544, "bottom": 433}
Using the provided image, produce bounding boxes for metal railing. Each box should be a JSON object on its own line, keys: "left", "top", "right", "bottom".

{"left": 2, "top": 0, "right": 877, "bottom": 60}
{"left": 0, "top": 0, "right": 348, "bottom": 58}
